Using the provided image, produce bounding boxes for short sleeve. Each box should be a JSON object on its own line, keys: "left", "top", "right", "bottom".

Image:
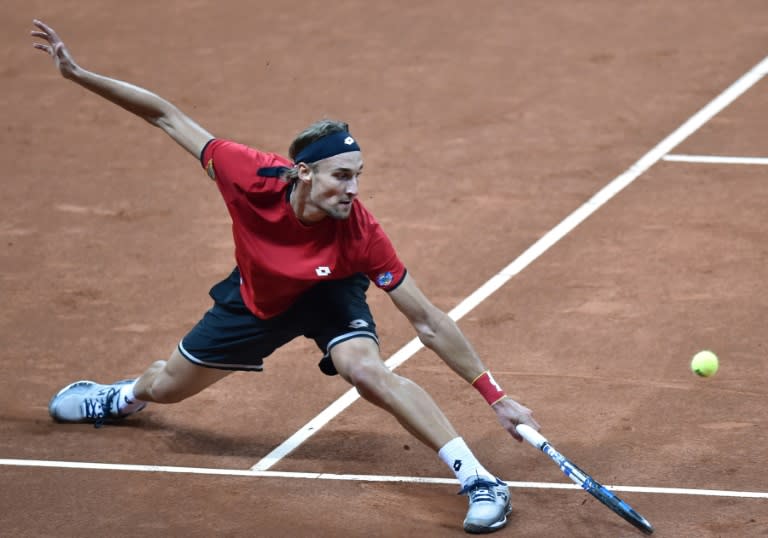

{"left": 364, "top": 223, "right": 407, "bottom": 291}
{"left": 201, "top": 139, "right": 291, "bottom": 203}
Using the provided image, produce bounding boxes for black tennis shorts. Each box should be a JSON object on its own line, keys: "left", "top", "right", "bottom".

{"left": 179, "top": 268, "right": 378, "bottom": 375}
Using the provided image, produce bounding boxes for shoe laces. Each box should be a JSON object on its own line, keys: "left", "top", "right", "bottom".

{"left": 459, "top": 479, "right": 499, "bottom": 504}
{"left": 82, "top": 386, "right": 120, "bottom": 428}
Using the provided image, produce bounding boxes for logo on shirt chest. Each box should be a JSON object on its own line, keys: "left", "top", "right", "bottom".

{"left": 315, "top": 266, "right": 332, "bottom": 277}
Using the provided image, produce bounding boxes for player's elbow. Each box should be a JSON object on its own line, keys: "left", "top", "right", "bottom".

{"left": 412, "top": 315, "right": 441, "bottom": 348}
{"left": 414, "top": 324, "right": 437, "bottom": 347}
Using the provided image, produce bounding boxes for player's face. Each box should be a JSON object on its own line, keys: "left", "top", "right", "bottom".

{"left": 306, "top": 151, "right": 363, "bottom": 220}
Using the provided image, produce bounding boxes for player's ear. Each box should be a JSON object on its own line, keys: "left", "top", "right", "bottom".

{"left": 297, "top": 162, "right": 313, "bottom": 183}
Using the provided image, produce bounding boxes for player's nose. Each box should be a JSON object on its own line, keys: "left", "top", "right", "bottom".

{"left": 345, "top": 176, "right": 359, "bottom": 196}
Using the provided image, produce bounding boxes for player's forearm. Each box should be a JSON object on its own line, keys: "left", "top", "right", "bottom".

{"left": 419, "top": 313, "right": 487, "bottom": 383}
{"left": 421, "top": 313, "right": 510, "bottom": 406}
{"left": 66, "top": 65, "right": 173, "bottom": 125}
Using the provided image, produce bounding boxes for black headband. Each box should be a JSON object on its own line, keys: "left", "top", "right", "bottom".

{"left": 293, "top": 131, "right": 361, "bottom": 164}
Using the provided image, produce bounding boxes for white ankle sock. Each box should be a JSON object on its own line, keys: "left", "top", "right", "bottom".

{"left": 117, "top": 380, "right": 145, "bottom": 413}
{"left": 438, "top": 437, "right": 495, "bottom": 486}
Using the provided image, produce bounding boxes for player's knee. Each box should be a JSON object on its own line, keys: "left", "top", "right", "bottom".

{"left": 347, "top": 358, "right": 401, "bottom": 404}
{"left": 348, "top": 361, "right": 381, "bottom": 393}
{"left": 330, "top": 338, "right": 397, "bottom": 399}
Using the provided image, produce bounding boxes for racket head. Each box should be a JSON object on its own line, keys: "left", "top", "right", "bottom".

{"left": 587, "top": 483, "right": 655, "bottom": 534}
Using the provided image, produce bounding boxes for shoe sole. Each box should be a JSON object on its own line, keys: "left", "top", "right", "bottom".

{"left": 464, "top": 502, "right": 512, "bottom": 534}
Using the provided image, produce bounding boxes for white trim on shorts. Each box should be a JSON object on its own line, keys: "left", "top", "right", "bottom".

{"left": 324, "top": 330, "right": 379, "bottom": 358}
{"left": 178, "top": 339, "right": 264, "bottom": 371}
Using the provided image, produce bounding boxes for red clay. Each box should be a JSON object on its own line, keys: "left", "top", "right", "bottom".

{"left": 2, "top": 1, "right": 767, "bottom": 536}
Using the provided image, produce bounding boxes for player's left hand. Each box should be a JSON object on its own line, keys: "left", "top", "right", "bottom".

{"left": 491, "top": 397, "right": 540, "bottom": 442}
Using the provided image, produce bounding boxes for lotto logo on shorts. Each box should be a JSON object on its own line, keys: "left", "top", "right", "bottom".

{"left": 315, "top": 266, "right": 332, "bottom": 277}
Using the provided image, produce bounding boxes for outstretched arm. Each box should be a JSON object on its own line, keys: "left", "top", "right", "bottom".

{"left": 30, "top": 19, "right": 213, "bottom": 159}
{"left": 388, "top": 273, "right": 540, "bottom": 441}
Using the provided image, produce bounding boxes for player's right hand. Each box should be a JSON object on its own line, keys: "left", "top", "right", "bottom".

{"left": 31, "top": 19, "right": 78, "bottom": 79}
{"left": 491, "top": 396, "right": 541, "bottom": 442}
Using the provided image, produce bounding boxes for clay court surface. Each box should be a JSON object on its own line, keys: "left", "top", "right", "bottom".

{"left": 2, "top": 1, "right": 767, "bottom": 536}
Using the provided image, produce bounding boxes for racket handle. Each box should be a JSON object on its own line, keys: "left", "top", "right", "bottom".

{"left": 516, "top": 424, "right": 547, "bottom": 449}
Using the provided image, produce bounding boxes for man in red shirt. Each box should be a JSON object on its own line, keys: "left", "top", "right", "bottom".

{"left": 33, "top": 19, "right": 540, "bottom": 534}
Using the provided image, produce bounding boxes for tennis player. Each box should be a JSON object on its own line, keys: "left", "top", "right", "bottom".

{"left": 32, "top": 19, "right": 540, "bottom": 534}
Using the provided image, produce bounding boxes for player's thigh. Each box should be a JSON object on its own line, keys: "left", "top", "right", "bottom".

{"left": 152, "top": 348, "right": 232, "bottom": 401}
{"left": 302, "top": 273, "right": 380, "bottom": 376}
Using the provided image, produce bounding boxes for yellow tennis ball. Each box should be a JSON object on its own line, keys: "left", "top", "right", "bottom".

{"left": 691, "top": 350, "right": 719, "bottom": 377}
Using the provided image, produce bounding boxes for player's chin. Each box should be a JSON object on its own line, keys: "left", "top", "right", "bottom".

{"left": 330, "top": 202, "right": 353, "bottom": 219}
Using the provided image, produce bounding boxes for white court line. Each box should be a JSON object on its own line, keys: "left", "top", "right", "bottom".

{"left": 252, "top": 54, "right": 768, "bottom": 472}
{"left": 664, "top": 154, "right": 768, "bottom": 165}
{"left": 1, "top": 459, "right": 766, "bottom": 499}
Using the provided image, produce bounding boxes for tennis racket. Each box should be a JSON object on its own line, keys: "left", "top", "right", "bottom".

{"left": 516, "top": 424, "right": 654, "bottom": 535}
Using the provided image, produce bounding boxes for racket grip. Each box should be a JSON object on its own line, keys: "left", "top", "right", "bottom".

{"left": 516, "top": 424, "right": 547, "bottom": 449}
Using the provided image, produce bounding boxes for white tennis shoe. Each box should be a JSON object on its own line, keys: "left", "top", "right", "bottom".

{"left": 48, "top": 379, "right": 145, "bottom": 428}
{"left": 460, "top": 476, "right": 512, "bottom": 534}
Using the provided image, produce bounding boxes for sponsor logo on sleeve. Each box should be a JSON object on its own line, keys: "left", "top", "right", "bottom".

{"left": 376, "top": 271, "right": 393, "bottom": 287}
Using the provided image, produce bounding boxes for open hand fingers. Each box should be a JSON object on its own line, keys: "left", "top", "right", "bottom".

{"left": 32, "top": 42, "right": 53, "bottom": 55}
{"left": 30, "top": 20, "right": 61, "bottom": 51}
{"left": 32, "top": 19, "right": 57, "bottom": 36}
{"left": 31, "top": 25, "right": 54, "bottom": 53}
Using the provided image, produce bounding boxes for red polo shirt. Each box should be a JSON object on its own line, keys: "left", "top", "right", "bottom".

{"left": 201, "top": 139, "right": 406, "bottom": 319}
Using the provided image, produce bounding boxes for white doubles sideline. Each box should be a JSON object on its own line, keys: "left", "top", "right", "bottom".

{"left": 251, "top": 54, "right": 768, "bottom": 472}
{"left": 1, "top": 459, "right": 767, "bottom": 499}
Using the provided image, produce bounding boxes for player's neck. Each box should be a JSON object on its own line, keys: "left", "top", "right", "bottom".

{"left": 290, "top": 182, "right": 326, "bottom": 225}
